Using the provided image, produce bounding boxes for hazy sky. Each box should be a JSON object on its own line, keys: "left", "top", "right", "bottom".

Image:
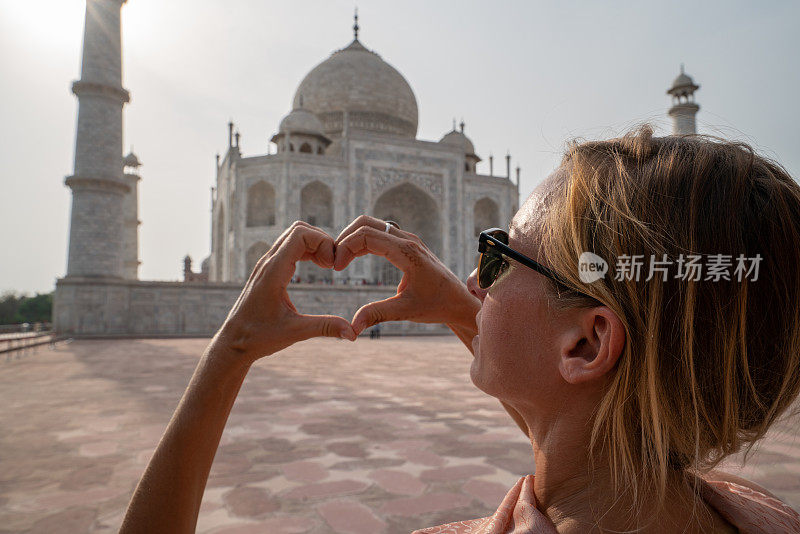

{"left": 1, "top": 0, "right": 798, "bottom": 294}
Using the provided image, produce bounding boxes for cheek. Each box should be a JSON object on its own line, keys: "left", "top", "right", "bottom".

{"left": 471, "top": 286, "right": 561, "bottom": 406}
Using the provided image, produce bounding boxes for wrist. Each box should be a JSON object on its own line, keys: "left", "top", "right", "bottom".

{"left": 205, "top": 329, "right": 257, "bottom": 372}
{"left": 448, "top": 285, "right": 481, "bottom": 331}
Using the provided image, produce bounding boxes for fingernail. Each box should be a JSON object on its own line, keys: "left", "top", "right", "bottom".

{"left": 340, "top": 327, "right": 356, "bottom": 341}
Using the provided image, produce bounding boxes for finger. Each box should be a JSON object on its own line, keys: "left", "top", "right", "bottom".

{"left": 293, "top": 314, "right": 357, "bottom": 341}
{"left": 351, "top": 295, "right": 415, "bottom": 335}
{"left": 251, "top": 221, "right": 319, "bottom": 283}
{"left": 335, "top": 214, "right": 425, "bottom": 247}
{"left": 267, "top": 220, "right": 321, "bottom": 259}
{"left": 334, "top": 226, "right": 419, "bottom": 271}
{"left": 335, "top": 214, "right": 383, "bottom": 244}
{"left": 270, "top": 225, "right": 336, "bottom": 286}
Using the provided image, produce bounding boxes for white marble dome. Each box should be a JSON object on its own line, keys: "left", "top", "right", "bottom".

{"left": 279, "top": 107, "right": 325, "bottom": 136}
{"left": 293, "top": 39, "right": 418, "bottom": 139}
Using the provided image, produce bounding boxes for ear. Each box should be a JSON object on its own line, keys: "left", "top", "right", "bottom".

{"left": 557, "top": 306, "right": 625, "bottom": 385}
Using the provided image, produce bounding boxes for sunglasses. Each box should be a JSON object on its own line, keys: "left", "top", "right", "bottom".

{"left": 477, "top": 228, "right": 594, "bottom": 299}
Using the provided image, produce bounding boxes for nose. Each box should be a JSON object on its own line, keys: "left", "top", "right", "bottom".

{"left": 466, "top": 268, "right": 488, "bottom": 302}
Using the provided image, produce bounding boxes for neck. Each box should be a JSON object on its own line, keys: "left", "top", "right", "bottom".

{"left": 517, "top": 403, "right": 722, "bottom": 533}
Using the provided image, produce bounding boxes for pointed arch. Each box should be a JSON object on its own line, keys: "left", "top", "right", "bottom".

{"left": 372, "top": 182, "right": 441, "bottom": 285}
{"left": 474, "top": 197, "right": 499, "bottom": 237}
{"left": 246, "top": 181, "right": 276, "bottom": 227}
{"left": 300, "top": 181, "right": 333, "bottom": 227}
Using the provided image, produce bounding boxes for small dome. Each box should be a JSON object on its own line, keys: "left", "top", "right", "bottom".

{"left": 671, "top": 72, "right": 695, "bottom": 89}
{"left": 123, "top": 151, "right": 141, "bottom": 168}
{"left": 667, "top": 66, "right": 699, "bottom": 96}
{"left": 440, "top": 129, "right": 476, "bottom": 157}
{"left": 279, "top": 107, "right": 325, "bottom": 136}
{"left": 293, "top": 39, "right": 418, "bottom": 138}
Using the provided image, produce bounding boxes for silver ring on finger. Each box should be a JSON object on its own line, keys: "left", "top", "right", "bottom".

{"left": 384, "top": 220, "right": 400, "bottom": 233}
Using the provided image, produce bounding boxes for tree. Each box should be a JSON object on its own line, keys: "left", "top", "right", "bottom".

{"left": 16, "top": 293, "right": 53, "bottom": 323}
{"left": 0, "top": 292, "right": 20, "bottom": 324}
{"left": 0, "top": 291, "right": 53, "bottom": 325}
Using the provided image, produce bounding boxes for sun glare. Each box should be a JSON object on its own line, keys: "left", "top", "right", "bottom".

{"left": 3, "top": 1, "right": 85, "bottom": 49}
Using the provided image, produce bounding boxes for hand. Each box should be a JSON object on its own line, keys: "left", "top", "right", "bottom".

{"left": 334, "top": 215, "right": 481, "bottom": 335}
{"left": 215, "top": 221, "right": 356, "bottom": 365}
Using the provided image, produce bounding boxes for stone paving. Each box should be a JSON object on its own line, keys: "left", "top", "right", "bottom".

{"left": 1, "top": 337, "right": 800, "bottom": 533}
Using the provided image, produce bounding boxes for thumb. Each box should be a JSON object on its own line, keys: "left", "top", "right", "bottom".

{"left": 294, "top": 314, "right": 357, "bottom": 341}
{"left": 351, "top": 295, "right": 411, "bottom": 335}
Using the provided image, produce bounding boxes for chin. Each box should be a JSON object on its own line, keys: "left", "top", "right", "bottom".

{"left": 469, "top": 358, "right": 496, "bottom": 398}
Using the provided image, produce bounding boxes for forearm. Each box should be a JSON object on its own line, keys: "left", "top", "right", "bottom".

{"left": 121, "top": 337, "right": 251, "bottom": 533}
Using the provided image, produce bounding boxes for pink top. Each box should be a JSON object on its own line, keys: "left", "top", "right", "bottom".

{"left": 413, "top": 475, "right": 800, "bottom": 534}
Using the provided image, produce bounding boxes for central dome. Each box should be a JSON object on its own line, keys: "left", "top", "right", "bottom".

{"left": 292, "top": 39, "right": 419, "bottom": 139}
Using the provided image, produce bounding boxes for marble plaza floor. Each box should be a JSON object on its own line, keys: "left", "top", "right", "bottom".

{"left": 2, "top": 337, "right": 800, "bottom": 533}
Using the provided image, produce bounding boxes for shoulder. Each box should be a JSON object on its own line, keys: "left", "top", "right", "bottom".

{"left": 705, "top": 470, "right": 779, "bottom": 499}
{"left": 700, "top": 471, "right": 800, "bottom": 533}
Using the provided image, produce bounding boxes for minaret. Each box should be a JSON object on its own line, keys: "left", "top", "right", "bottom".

{"left": 65, "top": 0, "right": 130, "bottom": 278}
{"left": 122, "top": 150, "right": 142, "bottom": 279}
{"left": 667, "top": 65, "right": 700, "bottom": 135}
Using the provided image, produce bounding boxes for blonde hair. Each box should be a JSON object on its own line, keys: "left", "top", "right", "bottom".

{"left": 539, "top": 126, "right": 800, "bottom": 512}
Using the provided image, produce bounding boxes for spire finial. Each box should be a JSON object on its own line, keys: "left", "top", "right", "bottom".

{"left": 459, "top": 119, "right": 465, "bottom": 133}
{"left": 452, "top": 118, "right": 456, "bottom": 131}
{"left": 353, "top": 7, "right": 359, "bottom": 41}
{"left": 680, "top": 63, "right": 685, "bottom": 74}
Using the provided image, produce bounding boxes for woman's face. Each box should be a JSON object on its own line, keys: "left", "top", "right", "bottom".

{"left": 467, "top": 170, "right": 572, "bottom": 414}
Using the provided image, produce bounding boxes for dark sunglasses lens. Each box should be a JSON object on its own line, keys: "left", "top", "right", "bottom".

{"left": 478, "top": 250, "right": 504, "bottom": 289}
{"left": 478, "top": 230, "right": 509, "bottom": 289}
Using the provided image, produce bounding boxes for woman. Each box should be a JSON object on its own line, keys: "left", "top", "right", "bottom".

{"left": 121, "top": 127, "right": 800, "bottom": 533}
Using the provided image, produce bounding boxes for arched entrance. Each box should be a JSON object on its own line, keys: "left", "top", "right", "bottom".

{"left": 246, "top": 181, "right": 276, "bottom": 227}
{"left": 372, "top": 182, "right": 440, "bottom": 285}
{"left": 300, "top": 181, "right": 333, "bottom": 227}
{"left": 245, "top": 241, "right": 269, "bottom": 276}
{"left": 473, "top": 197, "right": 499, "bottom": 236}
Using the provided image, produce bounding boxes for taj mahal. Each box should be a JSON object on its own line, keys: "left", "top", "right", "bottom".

{"left": 53, "top": 0, "right": 702, "bottom": 337}
{"left": 209, "top": 13, "right": 517, "bottom": 288}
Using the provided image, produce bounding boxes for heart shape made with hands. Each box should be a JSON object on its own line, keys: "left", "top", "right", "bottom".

{"left": 246, "top": 215, "right": 467, "bottom": 354}
{"left": 309, "top": 228, "right": 410, "bottom": 336}
{"left": 274, "top": 216, "right": 436, "bottom": 338}
{"left": 301, "top": 214, "right": 464, "bottom": 336}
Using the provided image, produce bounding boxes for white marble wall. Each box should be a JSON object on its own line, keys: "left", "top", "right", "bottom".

{"left": 54, "top": 279, "right": 447, "bottom": 337}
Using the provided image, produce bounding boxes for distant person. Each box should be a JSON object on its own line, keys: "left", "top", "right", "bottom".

{"left": 122, "top": 128, "right": 800, "bottom": 532}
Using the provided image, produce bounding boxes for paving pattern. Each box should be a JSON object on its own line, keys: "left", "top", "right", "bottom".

{"left": 1, "top": 337, "right": 800, "bottom": 533}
